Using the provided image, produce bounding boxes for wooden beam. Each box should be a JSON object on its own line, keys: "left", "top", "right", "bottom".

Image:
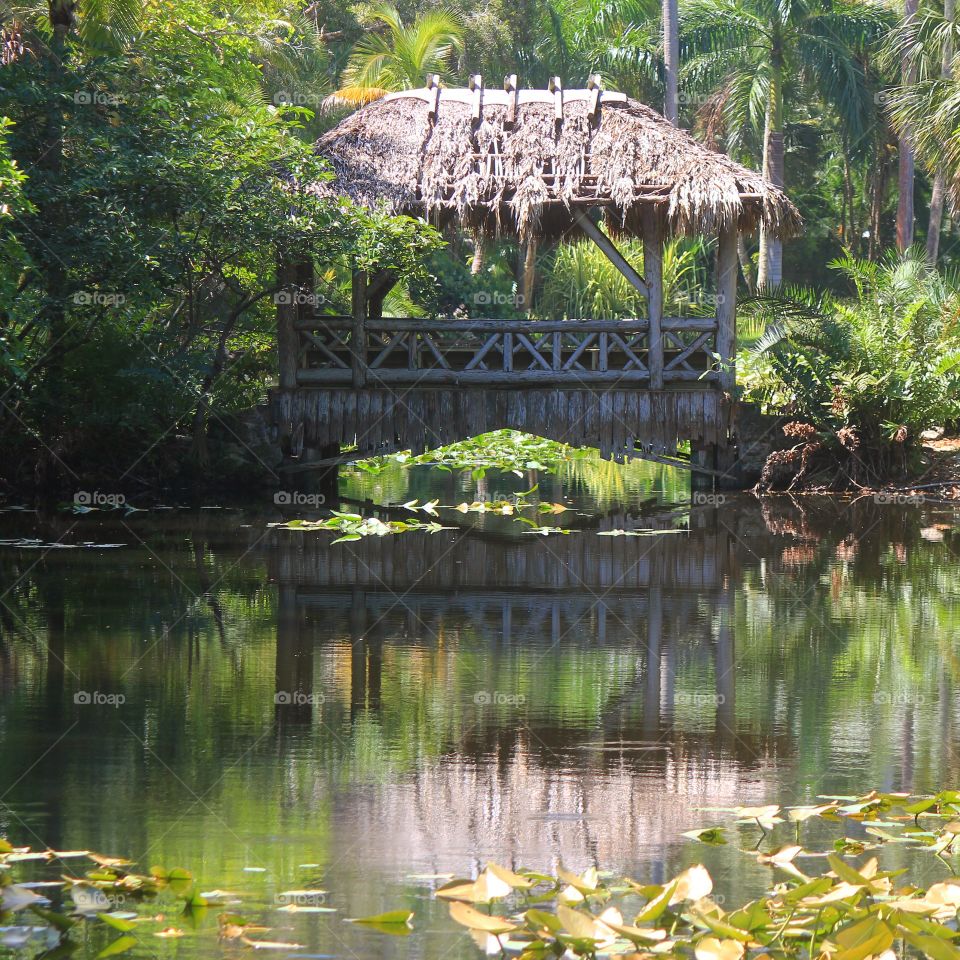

{"left": 573, "top": 208, "right": 649, "bottom": 303}
{"left": 715, "top": 224, "right": 739, "bottom": 393}
{"left": 469, "top": 73, "right": 483, "bottom": 121}
{"left": 351, "top": 269, "right": 368, "bottom": 388}
{"left": 587, "top": 74, "right": 602, "bottom": 120}
{"left": 505, "top": 74, "right": 518, "bottom": 126}
{"left": 549, "top": 76, "right": 563, "bottom": 123}
{"left": 641, "top": 206, "right": 664, "bottom": 389}
{"left": 276, "top": 257, "right": 300, "bottom": 391}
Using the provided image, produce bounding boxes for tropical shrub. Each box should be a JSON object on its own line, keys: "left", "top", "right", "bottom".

{"left": 741, "top": 250, "right": 960, "bottom": 487}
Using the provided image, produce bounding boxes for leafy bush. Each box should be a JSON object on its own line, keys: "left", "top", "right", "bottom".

{"left": 741, "top": 250, "right": 960, "bottom": 483}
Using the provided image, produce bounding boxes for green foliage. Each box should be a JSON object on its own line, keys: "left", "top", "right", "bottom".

{"left": 740, "top": 250, "right": 960, "bottom": 450}
{"left": 334, "top": 2, "right": 464, "bottom": 106}
{"left": 536, "top": 237, "right": 711, "bottom": 319}
{"left": 0, "top": 0, "right": 439, "bottom": 491}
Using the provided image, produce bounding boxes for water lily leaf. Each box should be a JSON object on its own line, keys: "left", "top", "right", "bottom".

{"left": 241, "top": 936, "right": 307, "bottom": 950}
{"left": 556, "top": 904, "right": 604, "bottom": 942}
{"left": 1, "top": 884, "right": 43, "bottom": 911}
{"left": 525, "top": 909, "right": 563, "bottom": 934}
{"left": 29, "top": 904, "right": 77, "bottom": 931}
{"left": 100, "top": 914, "right": 137, "bottom": 932}
{"left": 788, "top": 803, "right": 838, "bottom": 822}
{"left": 694, "top": 936, "right": 745, "bottom": 960}
{"left": 902, "top": 932, "right": 960, "bottom": 960}
{"left": 827, "top": 854, "right": 873, "bottom": 887}
{"left": 690, "top": 911, "right": 752, "bottom": 942}
{"left": 436, "top": 868, "right": 512, "bottom": 903}
{"left": 346, "top": 910, "right": 413, "bottom": 926}
{"left": 670, "top": 865, "right": 713, "bottom": 904}
{"left": 635, "top": 881, "right": 678, "bottom": 922}
{"left": 448, "top": 901, "right": 517, "bottom": 934}
{"left": 556, "top": 867, "right": 600, "bottom": 896}
{"left": 603, "top": 920, "right": 667, "bottom": 944}
{"left": 95, "top": 935, "right": 138, "bottom": 959}
{"left": 331, "top": 534, "right": 362, "bottom": 544}
{"left": 757, "top": 845, "right": 803, "bottom": 866}
{"left": 683, "top": 827, "right": 727, "bottom": 845}
{"left": 485, "top": 863, "right": 534, "bottom": 890}
{"left": 832, "top": 916, "right": 894, "bottom": 960}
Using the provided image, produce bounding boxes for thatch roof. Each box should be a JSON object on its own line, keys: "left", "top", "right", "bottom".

{"left": 311, "top": 84, "right": 802, "bottom": 242}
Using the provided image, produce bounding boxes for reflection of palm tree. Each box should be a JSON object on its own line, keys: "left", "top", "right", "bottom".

{"left": 331, "top": 3, "right": 464, "bottom": 109}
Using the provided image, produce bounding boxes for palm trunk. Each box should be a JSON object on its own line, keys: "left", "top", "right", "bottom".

{"left": 927, "top": 0, "right": 954, "bottom": 262}
{"left": 663, "top": 0, "right": 680, "bottom": 124}
{"left": 737, "top": 235, "right": 756, "bottom": 293}
{"left": 470, "top": 233, "right": 485, "bottom": 275}
{"left": 758, "top": 40, "right": 784, "bottom": 290}
{"left": 897, "top": 0, "right": 919, "bottom": 252}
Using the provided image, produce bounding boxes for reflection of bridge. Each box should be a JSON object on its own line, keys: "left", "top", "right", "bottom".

{"left": 267, "top": 521, "right": 734, "bottom": 592}
{"left": 268, "top": 520, "right": 759, "bottom": 763}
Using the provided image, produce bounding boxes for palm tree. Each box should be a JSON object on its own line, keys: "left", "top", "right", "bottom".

{"left": 885, "top": 2, "right": 960, "bottom": 260}
{"left": 681, "top": 0, "right": 889, "bottom": 288}
{"left": 330, "top": 3, "right": 463, "bottom": 108}
{"left": 927, "top": 0, "right": 954, "bottom": 263}
{"left": 897, "top": 0, "right": 919, "bottom": 252}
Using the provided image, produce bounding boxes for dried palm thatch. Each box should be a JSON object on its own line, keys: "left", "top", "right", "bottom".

{"left": 310, "top": 86, "right": 802, "bottom": 243}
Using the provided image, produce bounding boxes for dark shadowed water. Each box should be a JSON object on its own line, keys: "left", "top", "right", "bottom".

{"left": 1, "top": 456, "right": 959, "bottom": 958}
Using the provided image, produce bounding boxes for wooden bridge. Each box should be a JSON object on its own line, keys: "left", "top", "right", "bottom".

{"left": 271, "top": 78, "right": 800, "bottom": 481}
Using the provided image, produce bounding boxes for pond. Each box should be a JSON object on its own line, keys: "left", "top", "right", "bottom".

{"left": 1, "top": 454, "right": 959, "bottom": 958}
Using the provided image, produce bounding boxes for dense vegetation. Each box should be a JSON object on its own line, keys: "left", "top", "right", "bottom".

{"left": 2, "top": 0, "right": 960, "bottom": 494}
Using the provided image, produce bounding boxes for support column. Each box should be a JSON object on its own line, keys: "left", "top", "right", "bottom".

{"left": 715, "top": 224, "right": 741, "bottom": 488}
{"left": 715, "top": 225, "right": 738, "bottom": 394}
{"left": 641, "top": 207, "right": 664, "bottom": 389}
{"left": 351, "top": 269, "right": 368, "bottom": 388}
{"left": 276, "top": 257, "right": 301, "bottom": 391}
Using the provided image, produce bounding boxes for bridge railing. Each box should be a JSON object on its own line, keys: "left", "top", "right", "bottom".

{"left": 292, "top": 315, "right": 719, "bottom": 387}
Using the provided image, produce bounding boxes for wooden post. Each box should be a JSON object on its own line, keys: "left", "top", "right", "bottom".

{"left": 351, "top": 269, "right": 368, "bottom": 388}
{"left": 276, "top": 256, "right": 300, "bottom": 391}
{"left": 641, "top": 206, "right": 664, "bottom": 389}
{"left": 715, "top": 225, "right": 738, "bottom": 393}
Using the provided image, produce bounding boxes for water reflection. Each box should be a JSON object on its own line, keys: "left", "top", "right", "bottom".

{"left": 0, "top": 476, "right": 959, "bottom": 958}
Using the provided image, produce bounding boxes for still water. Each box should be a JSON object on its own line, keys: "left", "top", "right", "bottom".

{"left": 1, "top": 456, "right": 959, "bottom": 957}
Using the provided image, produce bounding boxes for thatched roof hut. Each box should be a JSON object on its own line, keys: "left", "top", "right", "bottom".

{"left": 312, "top": 79, "right": 801, "bottom": 242}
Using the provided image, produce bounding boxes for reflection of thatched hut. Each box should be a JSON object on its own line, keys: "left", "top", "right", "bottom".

{"left": 313, "top": 80, "right": 801, "bottom": 243}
